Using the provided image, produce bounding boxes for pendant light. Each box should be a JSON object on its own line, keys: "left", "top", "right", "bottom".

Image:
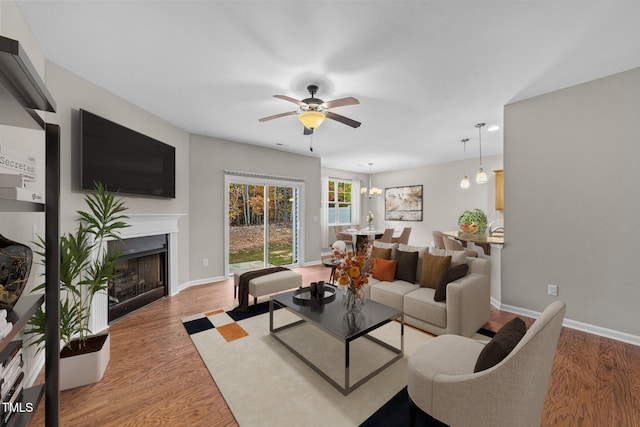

{"left": 360, "top": 162, "right": 382, "bottom": 198}
{"left": 475, "top": 122, "right": 488, "bottom": 184}
{"left": 459, "top": 138, "right": 470, "bottom": 189}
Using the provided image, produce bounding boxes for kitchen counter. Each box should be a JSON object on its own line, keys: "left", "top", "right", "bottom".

{"left": 443, "top": 231, "right": 504, "bottom": 255}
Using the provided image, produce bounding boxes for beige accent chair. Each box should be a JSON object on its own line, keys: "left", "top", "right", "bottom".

{"left": 443, "top": 235, "right": 478, "bottom": 257}
{"left": 407, "top": 301, "right": 566, "bottom": 427}
{"left": 378, "top": 228, "right": 395, "bottom": 243}
{"left": 432, "top": 230, "right": 446, "bottom": 249}
{"left": 391, "top": 227, "right": 411, "bottom": 244}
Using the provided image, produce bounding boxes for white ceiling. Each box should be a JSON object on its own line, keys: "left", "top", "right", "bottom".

{"left": 16, "top": 1, "right": 640, "bottom": 174}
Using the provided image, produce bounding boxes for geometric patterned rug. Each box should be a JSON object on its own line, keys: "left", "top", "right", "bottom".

{"left": 182, "top": 301, "right": 434, "bottom": 426}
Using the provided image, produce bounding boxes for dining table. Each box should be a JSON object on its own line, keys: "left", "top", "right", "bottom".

{"left": 343, "top": 228, "right": 384, "bottom": 250}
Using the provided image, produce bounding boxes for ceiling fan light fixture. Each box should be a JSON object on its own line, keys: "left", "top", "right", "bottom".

{"left": 298, "top": 110, "right": 325, "bottom": 130}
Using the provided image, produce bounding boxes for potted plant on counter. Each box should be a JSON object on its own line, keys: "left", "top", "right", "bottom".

{"left": 458, "top": 208, "right": 487, "bottom": 234}
{"left": 25, "top": 182, "right": 128, "bottom": 390}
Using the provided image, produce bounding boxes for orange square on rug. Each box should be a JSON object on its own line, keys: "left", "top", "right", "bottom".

{"left": 216, "top": 322, "right": 249, "bottom": 342}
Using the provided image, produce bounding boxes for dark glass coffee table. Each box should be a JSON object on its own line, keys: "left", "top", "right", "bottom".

{"left": 270, "top": 287, "right": 404, "bottom": 395}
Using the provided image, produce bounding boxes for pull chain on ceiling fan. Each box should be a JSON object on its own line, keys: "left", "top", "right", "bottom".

{"left": 259, "top": 84, "right": 361, "bottom": 135}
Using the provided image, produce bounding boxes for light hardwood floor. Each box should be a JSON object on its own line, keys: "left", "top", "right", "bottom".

{"left": 29, "top": 265, "right": 640, "bottom": 426}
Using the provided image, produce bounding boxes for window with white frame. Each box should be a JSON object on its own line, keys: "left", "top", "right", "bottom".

{"left": 327, "top": 179, "right": 353, "bottom": 225}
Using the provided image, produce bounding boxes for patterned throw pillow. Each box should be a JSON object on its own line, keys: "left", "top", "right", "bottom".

{"left": 420, "top": 252, "right": 451, "bottom": 288}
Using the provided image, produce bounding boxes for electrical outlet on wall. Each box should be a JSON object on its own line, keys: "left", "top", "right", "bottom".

{"left": 203, "top": 258, "right": 209, "bottom": 267}
{"left": 547, "top": 284, "right": 558, "bottom": 297}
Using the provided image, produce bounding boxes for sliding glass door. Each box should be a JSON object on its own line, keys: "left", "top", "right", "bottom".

{"left": 225, "top": 175, "right": 302, "bottom": 275}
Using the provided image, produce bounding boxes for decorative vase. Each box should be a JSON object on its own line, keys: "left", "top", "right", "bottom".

{"left": 342, "top": 311, "right": 365, "bottom": 334}
{"left": 0, "top": 234, "right": 33, "bottom": 310}
{"left": 342, "top": 287, "right": 365, "bottom": 313}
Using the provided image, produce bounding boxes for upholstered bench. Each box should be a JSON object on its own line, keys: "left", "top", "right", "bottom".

{"left": 233, "top": 268, "right": 302, "bottom": 308}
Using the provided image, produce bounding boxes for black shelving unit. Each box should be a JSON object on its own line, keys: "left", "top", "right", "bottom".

{"left": 0, "top": 35, "right": 59, "bottom": 426}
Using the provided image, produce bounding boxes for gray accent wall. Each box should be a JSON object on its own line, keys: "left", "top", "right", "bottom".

{"left": 189, "top": 134, "right": 322, "bottom": 282}
{"left": 503, "top": 67, "right": 640, "bottom": 337}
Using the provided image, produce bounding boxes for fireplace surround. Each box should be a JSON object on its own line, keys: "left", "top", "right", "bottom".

{"left": 89, "top": 214, "right": 183, "bottom": 332}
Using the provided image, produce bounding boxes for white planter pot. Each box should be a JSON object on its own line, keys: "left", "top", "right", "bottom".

{"left": 60, "top": 333, "right": 110, "bottom": 391}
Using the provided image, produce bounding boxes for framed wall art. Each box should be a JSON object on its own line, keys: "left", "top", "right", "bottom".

{"left": 384, "top": 185, "right": 423, "bottom": 221}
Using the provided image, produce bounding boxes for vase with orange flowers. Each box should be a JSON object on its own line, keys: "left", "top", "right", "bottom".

{"left": 332, "top": 246, "right": 370, "bottom": 313}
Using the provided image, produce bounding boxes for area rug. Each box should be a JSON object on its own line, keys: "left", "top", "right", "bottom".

{"left": 182, "top": 302, "right": 437, "bottom": 426}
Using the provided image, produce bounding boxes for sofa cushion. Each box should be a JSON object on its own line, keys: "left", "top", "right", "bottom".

{"left": 372, "top": 257, "right": 396, "bottom": 281}
{"left": 398, "top": 244, "right": 428, "bottom": 283}
{"left": 394, "top": 249, "right": 418, "bottom": 283}
{"left": 370, "top": 246, "right": 392, "bottom": 260}
{"left": 474, "top": 317, "right": 527, "bottom": 372}
{"left": 433, "top": 263, "right": 469, "bottom": 302}
{"left": 420, "top": 252, "right": 451, "bottom": 289}
{"left": 429, "top": 247, "right": 467, "bottom": 266}
{"left": 403, "top": 287, "right": 447, "bottom": 329}
{"left": 373, "top": 241, "right": 399, "bottom": 259}
{"left": 370, "top": 280, "right": 418, "bottom": 311}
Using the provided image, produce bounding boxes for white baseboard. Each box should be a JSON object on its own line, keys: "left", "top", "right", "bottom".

{"left": 499, "top": 303, "right": 640, "bottom": 347}
{"left": 179, "top": 276, "right": 227, "bottom": 292}
{"left": 26, "top": 352, "right": 45, "bottom": 388}
{"left": 303, "top": 260, "right": 322, "bottom": 267}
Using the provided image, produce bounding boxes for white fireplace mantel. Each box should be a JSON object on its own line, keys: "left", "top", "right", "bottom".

{"left": 90, "top": 213, "right": 185, "bottom": 333}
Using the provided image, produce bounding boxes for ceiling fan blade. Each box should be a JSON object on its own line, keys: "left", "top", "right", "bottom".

{"left": 303, "top": 126, "right": 314, "bottom": 135}
{"left": 322, "top": 97, "right": 360, "bottom": 109}
{"left": 274, "top": 95, "right": 306, "bottom": 107}
{"left": 326, "top": 111, "right": 361, "bottom": 128}
{"left": 258, "top": 111, "right": 298, "bottom": 122}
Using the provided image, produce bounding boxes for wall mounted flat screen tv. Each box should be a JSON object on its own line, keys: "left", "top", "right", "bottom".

{"left": 80, "top": 109, "right": 175, "bottom": 198}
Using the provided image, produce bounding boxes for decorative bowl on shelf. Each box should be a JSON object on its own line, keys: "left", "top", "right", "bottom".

{"left": 459, "top": 223, "right": 478, "bottom": 234}
{"left": 0, "top": 234, "right": 33, "bottom": 310}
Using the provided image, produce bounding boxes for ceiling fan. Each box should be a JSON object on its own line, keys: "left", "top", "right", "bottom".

{"left": 259, "top": 84, "right": 361, "bottom": 135}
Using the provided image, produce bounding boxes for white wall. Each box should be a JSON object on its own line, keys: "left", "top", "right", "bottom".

{"left": 189, "top": 135, "right": 322, "bottom": 282}
{"left": 369, "top": 155, "right": 504, "bottom": 247}
{"left": 43, "top": 62, "right": 192, "bottom": 287}
{"left": 503, "top": 67, "right": 640, "bottom": 338}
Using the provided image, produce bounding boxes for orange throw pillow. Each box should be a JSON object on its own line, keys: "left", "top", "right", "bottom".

{"left": 372, "top": 257, "right": 397, "bottom": 282}
{"left": 420, "top": 252, "right": 451, "bottom": 288}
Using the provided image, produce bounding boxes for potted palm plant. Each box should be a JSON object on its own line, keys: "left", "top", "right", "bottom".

{"left": 25, "top": 182, "right": 128, "bottom": 390}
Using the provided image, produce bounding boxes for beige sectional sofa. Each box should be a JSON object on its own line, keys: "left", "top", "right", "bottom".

{"left": 364, "top": 242, "right": 491, "bottom": 338}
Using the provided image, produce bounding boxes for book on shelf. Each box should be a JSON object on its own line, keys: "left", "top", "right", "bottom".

{"left": 1, "top": 372, "right": 24, "bottom": 424}
{"left": 0, "top": 173, "right": 26, "bottom": 188}
{"left": 0, "top": 322, "right": 13, "bottom": 340}
{"left": 0, "top": 144, "right": 36, "bottom": 182}
{"left": 0, "top": 187, "right": 43, "bottom": 203}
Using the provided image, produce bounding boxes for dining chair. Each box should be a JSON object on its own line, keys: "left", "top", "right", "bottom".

{"left": 432, "top": 231, "right": 446, "bottom": 249}
{"left": 443, "top": 236, "right": 478, "bottom": 257}
{"left": 335, "top": 227, "right": 355, "bottom": 252}
{"left": 391, "top": 227, "right": 411, "bottom": 245}
{"left": 378, "top": 228, "right": 395, "bottom": 243}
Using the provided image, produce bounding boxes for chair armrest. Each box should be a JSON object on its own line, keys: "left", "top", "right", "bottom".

{"left": 445, "top": 273, "right": 490, "bottom": 337}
